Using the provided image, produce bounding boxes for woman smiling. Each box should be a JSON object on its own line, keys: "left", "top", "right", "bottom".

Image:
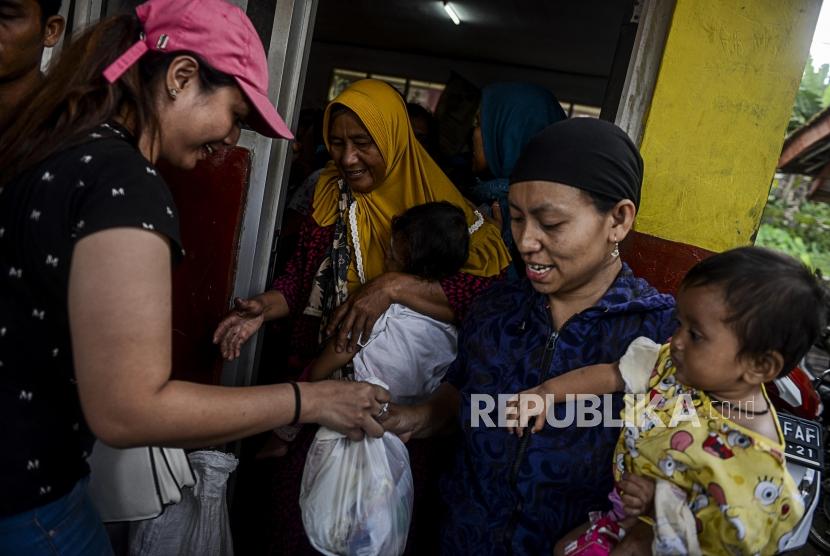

{"left": 382, "top": 118, "right": 678, "bottom": 555}
{"left": 214, "top": 80, "right": 510, "bottom": 362}
{"left": 213, "top": 78, "right": 510, "bottom": 554}
{"left": 0, "top": 1, "right": 392, "bottom": 554}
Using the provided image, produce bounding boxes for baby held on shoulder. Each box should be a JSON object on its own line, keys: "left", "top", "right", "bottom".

{"left": 508, "top": 246, "right": 828, "bottom": 556}
{"left": 305, "top": 200, "right": 468, "bottom": 396}
{"left": 298, "top": 201, "right": 470, "bottom": 555}
{"left": 258, "top": 201, "right": 469, "bottom": 458}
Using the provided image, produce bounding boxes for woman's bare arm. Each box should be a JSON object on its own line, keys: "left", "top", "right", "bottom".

{"left": 69, "top": 229, "right": 388, "bottom": 447}
{"left": 212, "top": 290, "right": 290, "bottom": 360}
{"left": 326, "top": 272, "right": 453, "bottom": 353}
{"left": 382, "top": 382, "right": 460, "bottom": 441}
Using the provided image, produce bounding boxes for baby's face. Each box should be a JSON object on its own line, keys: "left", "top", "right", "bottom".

{"left": 669, "top": 285, "right": 750, "bottom": 392}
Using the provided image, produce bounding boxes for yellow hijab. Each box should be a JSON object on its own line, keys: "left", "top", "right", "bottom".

{"left": 312, "top": 79, "right": 510, "bottom": 291}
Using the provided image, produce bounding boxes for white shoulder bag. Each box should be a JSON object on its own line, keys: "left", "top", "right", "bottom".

{"left": 87, "top": 443, "right": 196, "bottom": 522}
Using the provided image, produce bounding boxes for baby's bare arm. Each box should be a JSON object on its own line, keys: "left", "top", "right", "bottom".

{"left": 537, "top": 363, "right": 624, "bottom": 399}
{"left": 307, "top": 340, "right": 357, "bottom": 381}
{"left": 508, "top": 363, "right": 624, "bottom": 435}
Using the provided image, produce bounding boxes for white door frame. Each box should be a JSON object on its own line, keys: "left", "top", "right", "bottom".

{"left": 224, "top": 0, "right": 319, "bottom": 389}
{"left": 64, "top": 0, "right": 319, "bottom": 390}
{"left": 614, "top": 0, "right": 677, "bottom": 146}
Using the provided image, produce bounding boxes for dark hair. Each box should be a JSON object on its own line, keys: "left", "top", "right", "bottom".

{"left": 391, "top": 201, "right": 469, "bottom": 281}
{"left": 680, "top": 246, "right": 828, "bottom": 376}
{"left": 36, "top": 0, "right": 62, "bottom": 23}
{"left": 0, "top": 13, "right": 236, "bottom": 185}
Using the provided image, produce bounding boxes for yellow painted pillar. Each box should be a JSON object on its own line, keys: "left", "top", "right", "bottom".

{"left": 636, "top": 0, "right": 820, "bottom": 252}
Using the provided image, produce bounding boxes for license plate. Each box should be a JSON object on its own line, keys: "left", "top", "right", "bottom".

{"left": 779, "top": 413, "right": 823, "bottom": 470}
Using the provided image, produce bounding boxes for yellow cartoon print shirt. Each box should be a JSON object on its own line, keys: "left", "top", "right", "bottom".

{"left": 613, "top": 337, "right": 804, "bottom": 555}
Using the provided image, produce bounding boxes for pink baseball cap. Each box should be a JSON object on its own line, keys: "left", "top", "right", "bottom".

{"left": 103, "top": 0, "right": 293, "bottom": 139}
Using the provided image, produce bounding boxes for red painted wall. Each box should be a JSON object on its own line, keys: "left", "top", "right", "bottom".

{"left": 160, "top": 147, "right": 252, "bottom": 385}
{"left": 621, "top": 231, "right": 714, "bottom": 296}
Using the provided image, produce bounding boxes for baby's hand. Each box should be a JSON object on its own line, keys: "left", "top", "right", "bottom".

{"left": 505, "top": 385, "right": 551, "bottom": 437}
{"left": 618, "top": 472, "right": 655, "bottom": 520}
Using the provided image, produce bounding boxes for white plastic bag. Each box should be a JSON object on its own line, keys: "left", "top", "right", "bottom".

{"left": 128, "top": 450, "right": 238, "bottom": 556}
{"left": 298, "top": 308, "right": 452, "bottom": 555}
{"left": 300, "top": 426, "right": 414, "bottom": 556}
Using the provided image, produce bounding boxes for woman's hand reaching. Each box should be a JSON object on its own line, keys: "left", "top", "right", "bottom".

{"left": 325, "top": 273, "right": 399, "bottom": 353}
{"left": 212, "top": 297, "right": 266, "bottom": 360}
{"left": 378, "top": 383, "right": 459, "bottom": 442}
{"left": 378, "top": 403, "right": 417, "bottom": 443}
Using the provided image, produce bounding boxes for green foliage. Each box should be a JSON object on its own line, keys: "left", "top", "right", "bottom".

{"left": 756, "top": 194, "right": 830, "bottom": 278}
{"left": 756, "top": 59, "right": 830, "bottom": 279}
{"left": 755, "top": 223, "right": 814, "bottom": 267}
{"left": 788, "top": 56, "right": 830, "bottom": 134}
{"left": 763, "top": 57, "right": 830, "bottom": 279}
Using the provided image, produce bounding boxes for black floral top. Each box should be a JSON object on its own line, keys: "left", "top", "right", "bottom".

{"left": 0, "top": 123, "right": 182, "bottom": 516}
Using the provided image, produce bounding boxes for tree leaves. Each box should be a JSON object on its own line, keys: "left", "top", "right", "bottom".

{"left": 788, "top": 56, "right": 830, "bottom": 134}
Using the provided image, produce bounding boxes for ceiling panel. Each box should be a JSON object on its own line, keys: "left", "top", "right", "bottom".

{"left": 312, "top": 0, "right": 634, "bottom": 78}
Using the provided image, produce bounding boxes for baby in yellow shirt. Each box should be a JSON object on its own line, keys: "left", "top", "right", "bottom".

{"left": 509, "top": 246, "right": 827, "bottom": 555}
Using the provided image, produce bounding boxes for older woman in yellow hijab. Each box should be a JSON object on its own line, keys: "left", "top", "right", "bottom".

{"left": 214, "top": 79, "right": 509, "bottom": 360}
{"left": 317, "top": 79, "right": 510, "bottom": 351}
{"left": 212, "top": 80, "right": 508, "bottom": 554}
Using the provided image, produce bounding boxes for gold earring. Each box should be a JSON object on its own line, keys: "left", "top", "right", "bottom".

{"left": 611, "top": 241, "right": 620, "bottom": 258}
{"left": 168, "top": 87, "right": 178, "bottom": 99}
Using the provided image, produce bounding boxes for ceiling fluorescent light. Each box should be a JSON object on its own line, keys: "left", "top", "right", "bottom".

{"left": 443, "top": 2, "right": 461, "bottom": 25}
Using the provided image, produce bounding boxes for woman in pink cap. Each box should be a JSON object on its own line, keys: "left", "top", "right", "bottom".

{"left": 0, "top": 1, "right": 389, "bottom": 553}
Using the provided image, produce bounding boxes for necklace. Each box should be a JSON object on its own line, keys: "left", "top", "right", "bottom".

{"left": 708, "top": 394, "right": 770, "bottom": 416}
{"left": 348, "top": 200, "right": 367, "bottom": 285}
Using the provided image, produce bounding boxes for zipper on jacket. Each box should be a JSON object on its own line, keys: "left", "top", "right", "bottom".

{"left": 503, "top": 330, "right": 558, "bottom": 553}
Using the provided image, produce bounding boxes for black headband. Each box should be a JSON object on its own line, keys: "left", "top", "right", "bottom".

{"left": 509, "top": 118, "right": 644, "bottom": 208}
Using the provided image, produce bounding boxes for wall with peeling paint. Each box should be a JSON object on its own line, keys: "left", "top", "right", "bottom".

{"left": 635, "top": 0, "right": 820, "bottom": 252}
